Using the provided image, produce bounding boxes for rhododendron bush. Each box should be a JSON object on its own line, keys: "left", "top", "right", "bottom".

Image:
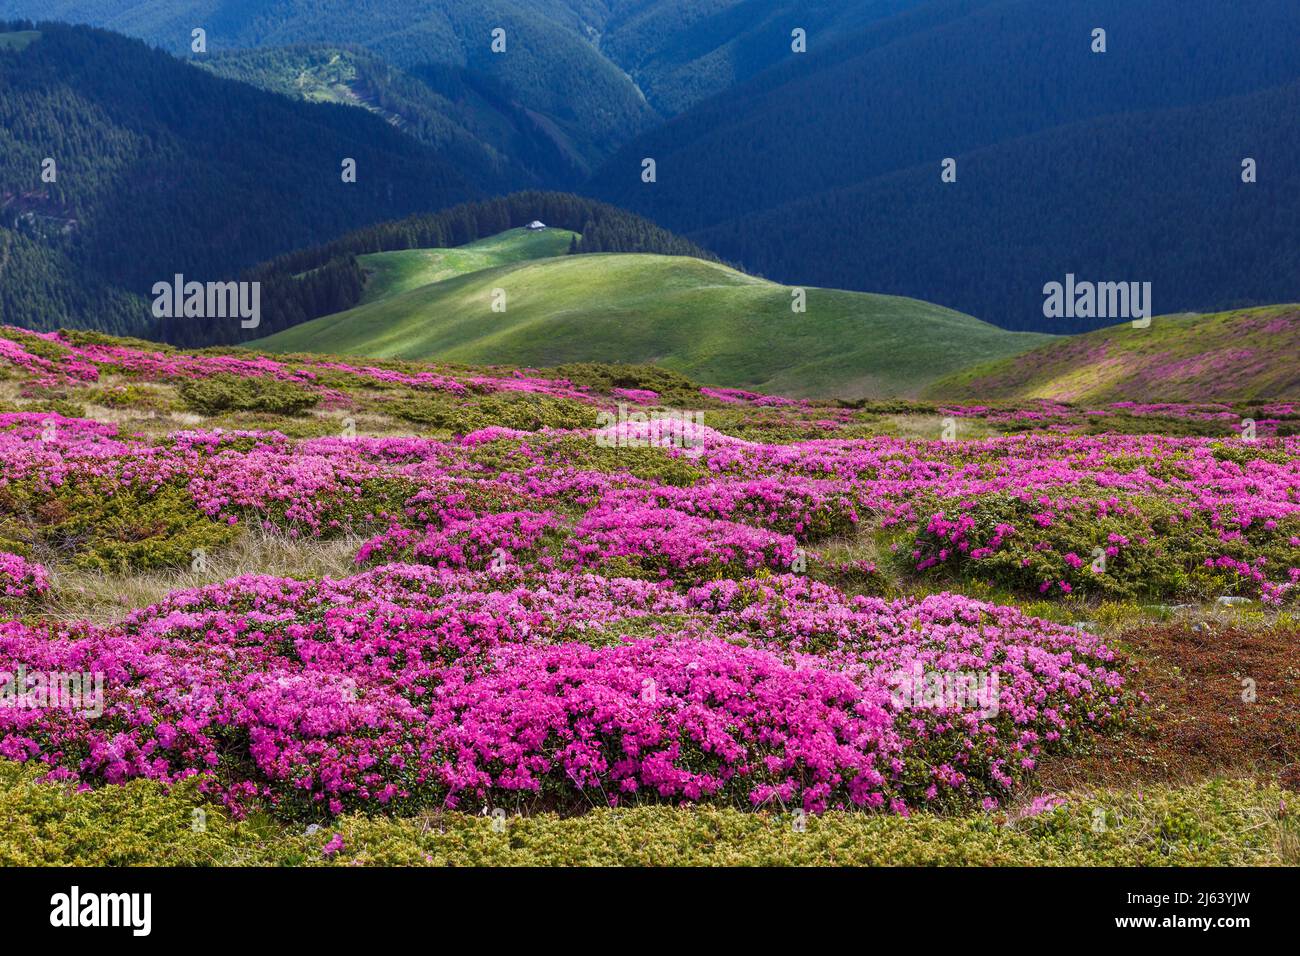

{"left": 0, "top": 566, "right": 1125, "bottom": 816}
{"left": 0, "top": 552, "right": 49, "bottom": 613}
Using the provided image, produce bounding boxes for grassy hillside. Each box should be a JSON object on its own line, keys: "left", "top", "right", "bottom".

{"left": 174, "top": 192, "right": 717, "bottom": 349}
{"left": 355, "top": 227, "right": 577, "bottom": 304}
{"left": 926, "top": 306, "right": 1300, "bottom": 402}
{"left": 256, "top": 232, "right": 1049, "bottom": 397}
{"left": 0, "top": 26, "right": 35, "bottom": 48}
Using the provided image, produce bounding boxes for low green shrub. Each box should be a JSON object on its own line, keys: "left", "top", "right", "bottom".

{"left": 0, "top": 477, "right": 240, "bottom": 573}
{"left": 547, "top": 362, "right": 701, "bottom": 407}
{"left": 178, "top": 374, "right": 319, "bottom": 416}
{"left": 0, "top": 762, "right": 1289, "bottom": 867}
{"left": 390, "top": 392, "right": 596, "bottom": 434}
{"left": 906, "top": 491, "right": 1300, "bottom": 603}
{"left": 91, "top": 383, "right": 168, "bottom": 411}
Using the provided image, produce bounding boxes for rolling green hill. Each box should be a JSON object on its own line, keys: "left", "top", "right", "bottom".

{"left": 255, "top": 229, "right": 1050, "bottom": 397}
{"left": 354, "top": 228, "right": 577, "bottom": 304}
{"left": 0, "top": 26, "right": 35, "bottom": 48}
{"left": 925, "top": 306, "right": 1300, "bottom": 402}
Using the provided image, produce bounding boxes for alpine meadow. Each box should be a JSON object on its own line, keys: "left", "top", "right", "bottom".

{"left": 0, "top": 0, "right": 1297, "bottom": 924}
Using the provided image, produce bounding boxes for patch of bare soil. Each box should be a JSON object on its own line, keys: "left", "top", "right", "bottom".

{"left": 1038, "top": 622, "right": 1300, "bottom": 792}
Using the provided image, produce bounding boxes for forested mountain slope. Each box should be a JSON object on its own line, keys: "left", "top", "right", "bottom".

{"left": 198, "top": 46, "right": 585, "bottom": 190}
{"left": 692, "top": 81, "right": 1300, "bottom": 332}
{"left": 0, "top": 0, "right": 660, "bottom": 171}
{"left": 589, "top": 0, "right": 1300, "bottom": 331}
{"left": 0, "top": 22, "right": 475, "bottom": 334}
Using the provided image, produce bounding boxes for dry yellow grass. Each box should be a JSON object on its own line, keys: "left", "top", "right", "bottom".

{"left": 43, "top": 530, "right": 367, "bottom": 623}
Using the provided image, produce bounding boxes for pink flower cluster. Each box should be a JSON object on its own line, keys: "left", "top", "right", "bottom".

{"left": 0, "top": 326, "right": 604, "bottom": 409}
{"left": 564, "top": 499, "right": 800, "bottom": 581}
{"left": 0, "top": 565, "right": 1125, "bottom": 815}
{"left": 357, "top": 510, "right": 565, "bottom": 570}
{"left": 0, "top": 552, "right": 50, "bottom": 608}
{"left": 650, "top": 477, "right": 860, "bottom": 541}
{"left": 0, "top": 334, "right": 99, "bottom": 385}
{"left": 699, "top": 386, "right": 809, "bottom": 408}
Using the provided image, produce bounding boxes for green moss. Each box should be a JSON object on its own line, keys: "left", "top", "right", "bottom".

{"left": 0, "top": 763, "right": 1290, "bottom": 866}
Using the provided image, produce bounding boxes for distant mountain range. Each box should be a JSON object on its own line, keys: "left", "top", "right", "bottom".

{"left": 0, "top": 1, "right": 929, "bottom": 150}
{"left": 0, "top": 0, "right": 666, "bottom": 173}
{"left": 1, "top": 1, "right": 1297, "bottom": 348}
{"left": 589, "top": 0, "right": 1300, "bottom": 331}
{"left": 197, "top": 46, "right": 587, "bottom": 190}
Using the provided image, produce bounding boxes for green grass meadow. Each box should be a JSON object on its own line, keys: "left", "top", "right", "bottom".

{"left": 259, "top": 229, "right": 1050, "bottom": 397}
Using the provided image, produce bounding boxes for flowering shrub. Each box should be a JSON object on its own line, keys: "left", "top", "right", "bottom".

{"left": 910, "top": 491, "right": 1300, "bottom": 602}
{"left": 0, "top": 552, "right": 50, "bottom": 613}
{"left": 0, "top": 566, "right": 1127, "bottom": 816}
{"left": 189, "top": 448, "right": 414, "bottom": 537}
{"left": 610, "top": 388, "right": 659, "bottom": 405}
{"left": 564, "top": 501, "right": 800, "bottom": 582}
{"left": 356, "top": 510, "right": 567, "bottom": 570}
{"left": 0, "top": 366, "right": 1295, "bottom": 596}
{"left": 651, "top": 477, "right": 860, "bottom": 542}
{"left": 1, "top": 328, "right": 1298, "bottom": 833}
{"left": 700, "top": 386, "right": 808, "bottom": 408}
